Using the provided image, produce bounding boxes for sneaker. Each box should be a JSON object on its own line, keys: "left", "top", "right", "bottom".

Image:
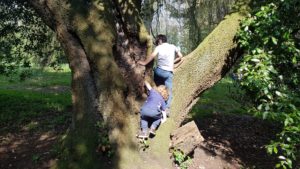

{"left": 137, "top": 131, "right": 148, "bottom": 139}
{"left": 149, "top": 128, "right": 156, "bottom": 136}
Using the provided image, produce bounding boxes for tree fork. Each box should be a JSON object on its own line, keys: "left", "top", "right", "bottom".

{"left": 27, "top": 0, "right": 244, "bottom": 168}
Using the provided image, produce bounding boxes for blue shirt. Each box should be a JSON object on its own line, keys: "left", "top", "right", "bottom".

{"left": 141, "top": 89, "right": 166, "bottom": 112}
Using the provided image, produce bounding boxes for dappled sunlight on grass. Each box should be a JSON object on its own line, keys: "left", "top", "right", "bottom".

{"left": 190, "top": 76, "right": 251, "bottom": 119}
{"left": 22, "top": 121, "right": 39, "bottom": 132}
{"left": 0, "top": 67, "right": 72, "bottom": 169}
{"left": 0, "top": 66, "right": 71, "bottom": 88}
{"left": 0, "top": 90, "right": 71, "bottom": 126}
{"left": 0, "top": 67, "right": 72, "bottom": 128}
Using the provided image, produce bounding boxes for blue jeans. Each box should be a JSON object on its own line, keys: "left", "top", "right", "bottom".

{"left": 154, "top": 67, "right": 173, "bottom": 108}
{"left": 140, "top": 107, "right": 161, "bottom": 132}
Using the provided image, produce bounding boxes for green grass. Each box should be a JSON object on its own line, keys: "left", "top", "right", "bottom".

{"left": 0, "top": 90, "right": 71, "bottom": 125}
{"left": 0, "top": 66, "right": 72, "bottom": 129}
{"left": 0, "top": 66, "right": 103, "bottom": 169}
{"left": 0, "top": 65, "right": 71, "bottom": 88}
{"left": 190, "top": 76, "right": 251, "bottom": 119}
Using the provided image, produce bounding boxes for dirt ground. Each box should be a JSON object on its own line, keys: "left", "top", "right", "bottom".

{"left": 0, "top": 111, "right": 290, "bottom": 169}
{"left": 0, "top": 111, "right": 71, "bottom": 169}
{"left": 187, "top": 113, "right": 281, "bottom": 169}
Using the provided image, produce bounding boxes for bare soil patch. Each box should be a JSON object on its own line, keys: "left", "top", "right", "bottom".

{"left": 0, "top": 109, "right": 286, "bottom": 169}
{"left": 188, "top": 113, "right": 281, "bottom": 169}
{"left": 0, "top": 110, "right": 71, "bottom": 169}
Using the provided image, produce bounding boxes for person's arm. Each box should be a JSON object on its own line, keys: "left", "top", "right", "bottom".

{"left": 160, "top": 101, "right": 167, "bottom": 123}
{"left": 174, "top": 51, "right": 183, "bottom": 64}
{"left": 138, "top": 48, "right": 158, "bottom": 66}
{"left": 144, "top": 81, "right": 152, "bottom": 91}
{"left": 174, "top": 51, "right": 184, "bottom": 69}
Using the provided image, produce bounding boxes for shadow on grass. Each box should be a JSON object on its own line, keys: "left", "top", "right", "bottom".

{"left": 0, "top": 90, "right": 72, "bottom": 130}
{"left": 0, "top": 89, "right": 72, "bottom": 169}
{"left": 187, "top": 77, "right": 282, "bottom": 168}
{"left": 195, "top": 113, "right": 281, "bottom": 169}
{"left": 190, "top": 76, "right": 251, "bottom": 119}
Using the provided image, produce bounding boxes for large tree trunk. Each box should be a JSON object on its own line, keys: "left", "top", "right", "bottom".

{"left": 29, "top": 1, "right": 243, "bottom": 169}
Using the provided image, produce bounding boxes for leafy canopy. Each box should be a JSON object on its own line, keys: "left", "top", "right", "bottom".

{"left": 0, "top": 0, "right": 65, "bottom": 76}
{"left": 237, "top": 0, "right": 300, "bottom": 168}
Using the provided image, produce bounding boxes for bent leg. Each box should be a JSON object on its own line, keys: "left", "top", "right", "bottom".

{"left": 150, "top": 118, "right": 161, "bottom": 130}
{"left": 140, "top": 116, "right": 148, "bottom": 133}
{"left": 154, "top": 67, "right": 168, "bottom": 86}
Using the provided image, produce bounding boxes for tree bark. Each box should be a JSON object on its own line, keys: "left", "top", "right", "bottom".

{"left": 170, "top": 121, "right": 204, "bottom": 155}
{"left": 172, "top": 13, "right": 243, "bottom": 125}
{"left": 28, "top": 0, "right": 243, "bottom": 168}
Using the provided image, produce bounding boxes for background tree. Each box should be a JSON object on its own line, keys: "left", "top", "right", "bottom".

{"left": 141, "top": 0, "right": 236, "bottom": 54}
{"left": 0, "top": 0, "right": 65, "bottom": 77}
{"left": 237, "top": 0, "right": 300, "bottom": 168}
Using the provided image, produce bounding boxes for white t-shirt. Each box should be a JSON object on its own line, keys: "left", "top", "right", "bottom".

{"left": 154, "top": 43, "right": 180, "bottom": 72}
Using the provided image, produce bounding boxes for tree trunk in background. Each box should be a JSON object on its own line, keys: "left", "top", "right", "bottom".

{"left": 29, "top": 0, "right": 243, "bottom": 168}
{"left": 141, "top": 0, "right": 236, "bottom": 54}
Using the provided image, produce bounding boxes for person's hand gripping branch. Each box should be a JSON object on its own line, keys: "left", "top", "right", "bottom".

{"left": 138, "top": 48, "right": 158, "bottom": 66}
{"left": 144, "top": 80, "right": 152, "bottom": 91}
{"left": 174, "top": 51, "right": 184, "bottom": 69}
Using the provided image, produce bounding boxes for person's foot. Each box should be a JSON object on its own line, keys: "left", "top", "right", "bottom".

{"left": 149, "top": 128, "right": 156, "bottom": 136}
{"left": 137, "top": 131, "right": 148, "bottom": 139}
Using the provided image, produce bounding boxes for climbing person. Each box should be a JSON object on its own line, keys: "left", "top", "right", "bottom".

{"left": 137, "top": 81, "right": 168, "bottom": 139}
{"left": 138, "top": 34, "right": 183, "bottom": 116}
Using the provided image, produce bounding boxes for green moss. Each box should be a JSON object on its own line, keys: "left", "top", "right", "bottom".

{"left": 172, "top": 13, "right": 244, "bottom": 116}
{"left": 75, "top": 143, "right": 87, "bottom": 156}
{"left": 55, "top": 126, "right": 103, "bottom": 169}
{"left": 138, "top": 23, "right": 149, "bottom": 43}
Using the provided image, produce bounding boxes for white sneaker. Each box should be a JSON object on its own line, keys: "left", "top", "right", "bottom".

{"left": 137, "top": 131, "right": 148, "bottom": 139}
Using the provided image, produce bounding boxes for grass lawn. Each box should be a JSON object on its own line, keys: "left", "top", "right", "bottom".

{"left": 0, "top": 66, "right": 72, "bottom": 130}
{"left": 190, "top": 76, "right": 251, "bottom": 119}
{"left": 0, "top": 90, "right": 71, "bottom": 127}
{"left": 0, "top": 66, "right": 71, "bottom": 88}
{"left": 0, "top": 67, "right": 73, "bottom": 169}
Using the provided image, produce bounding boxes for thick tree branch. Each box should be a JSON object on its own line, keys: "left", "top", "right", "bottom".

{"left": 172, "top": 13, "right": 244, "bottom": 125}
